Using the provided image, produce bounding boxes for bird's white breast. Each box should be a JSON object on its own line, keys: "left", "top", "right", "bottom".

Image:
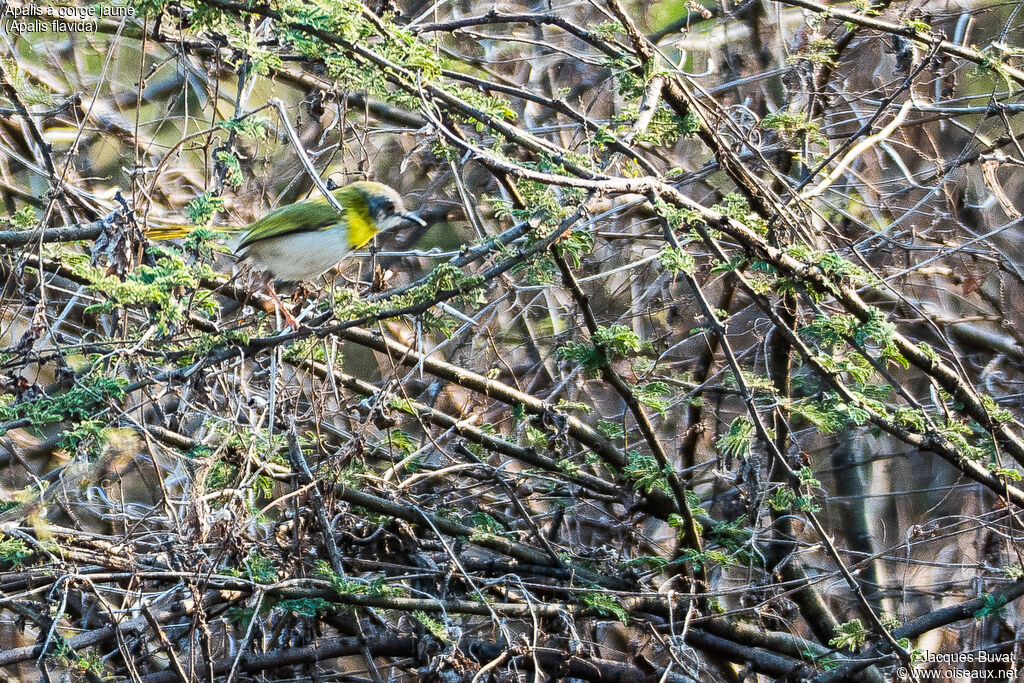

{"left": 235, "top": 226, "right": 353, "bottom": 282}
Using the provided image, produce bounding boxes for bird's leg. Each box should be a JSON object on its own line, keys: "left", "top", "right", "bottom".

{"left": 264, "top": 281, "right": 301, "bottom": 330}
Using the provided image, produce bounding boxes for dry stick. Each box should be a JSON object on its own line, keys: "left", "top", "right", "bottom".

{"left": 795, "top": 41, "right": 934, "bottom": 199}
{"left": 416, "top": 113, "right": 1024, "bottom": 506}
{"left": 831, "top": 435, "right": 888, "bottom": 618}
{"left": 678, "top": 288, "right": 733, "bottom": 476}
{"left": 672, "top": 186, "right": 1024, "bottom": 469}
{"left": 775, "top": 0, "right": 1024, "bottom": 86}
{"left": 224, "top": 591, "right": 265, "bottom": 683}
{"left": 798, "top": 99, "right": 914, "bottom": 200}
{"left": 812, "top": 578, "right": 1024, "bottom": 683}
{"left": 287, "top": 424, "right": 346, "bottom": 578}
{"left": 410, "top": 11, "right": 625, "bottom": 60}
{"left": 267, "top": 98, "right": 345, "bottom": 214}
{"left": 329, "top": 325, "right": 674, "bottom": 512}
{"left": 0, "top": 61, "right": 58, "bottom": 182}
{"left": 679, "top": 226, "right": 1024, "bottom": 675}
{"left": 451, "top": 442, "right": 566, "bottom": 568}
{"left": 140, "top": 606, "right": 191, "bottom": 683}
{"left": 700, "top": 226, "right": 1024, "bottom": 509}
{"left": 439, "top": 68, "right": 659, "bottom": 175}
{"left": 135, "top": 631, "right": 696, "bottom": 683}
{"left": 550, "top": 253, "right": 704, "bottom": 566}
{"left": 0, "top": 212, "right": 117, "bottom": 247}
{"left": 5, "top": 217, "right": 687, "bottom": 523}
{"left": 0, "top": 567, "right": 651, "bottom": 619}
{"left": 12, "top": 170, "right": 1024, "bottom": 516}
{"left": 809, "top": 0, "right": 896, "bottom": 120}
{"left": 0, "top": 598, "right": 182, "bottom": 667}
{"left": 307, "top": 360, "right": 625, "bottom": 496}
{"left": 198, "top": 0, "right": 592, "bottom": 179}
{"left": 330, "top": 482, "right": 631, "bottom": 591}
{"left": 660, "top": 223, "right": 915, "bottom": 670}
{"left": 763, "top": 264, "right": 851, "bottom": 658}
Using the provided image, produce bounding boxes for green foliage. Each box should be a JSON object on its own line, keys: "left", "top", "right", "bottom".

{"left": 654, "top": 199, "right": 705, "bottom": 233}
{"left": 0, "top": 375, "right": 127, "bottom": 434}
{"left": 0, "top": 536, "right": 32, "bottom": 568}
{"left": 215, "top": 150, "right": 244, "bottom": 188}
{"left": 852, "top": 0, "right": 881, "bottom": 14}
{"left": 467, "top": 512, "right": 506, "bottom": 536}
{"left": 768, "top": 485, "right": 820, "bottom": 512}
{"left": 276, "top": 597, "right": 333, "bottom": 617}
{"left": 623, "top": 450, "right": 672, "bottom": 495}
{"left": 589, "top": 21, "right": 622, "bottom": 40}
{"left": 450, "top": 85, "right": 517, "bottom": 128}
{"left": 989, "top": 463, "right": 1022, "bottom": 481}
{"left": 495, "top": 179, "right": 586, "bottom": 229}
{"left": 634, "top": 382, "right": 672, "bottom": 416}
{"left": 903, "top": 17, "right": 931, "bottom": 32}
{"left": 205, "top": 460, "right": 238, "bottom": 491}
{"left": 761, "top": 111, "right": 825, "bottom": 144}
{"left": 705, "top": 518, "right": 753, "bottom": 561}
{"left": 593, "top": 324, "right": 642, "bottom": 356}
{"left": 316, "top": 561, "right": 403, "bottom": 597}
{"left": 556, "top": 229, "right": 596, "bottom": 268}
{"left": 0, "top": 58, "right": 54, "bottom": 106}
{"left": 791, "top": 397, "right": 846, "bottom": 433}
{"left": 619, "top": 555, "right": 670, "bottom": 571}
{"left": 615, "top": 106, "right": 699, "bottom": 145}
{"left": 217, "top": 116, "right": 268, "bottom": 139}
{"left": 788, "top": 39, "right": 838, "bottom": 67}
{"left": 710, "top": 253, "right": 747, "bottom": 275}
{"left": 243, "top": 550, "right": 278, "bottom": 583}
{"left": 829, "top": 619, "right": 869, "bottom": 651}
{"left": 334, "top": 263, "right": 484, "bottom": 324}
{"left": 558, "top": 324, "right": 642, "bottom": 375}
{"left": 716, "top": 418, "right": 754, "bottom": 459}
{"left": 713, "top": 194, "right": 767, "bottom": 234}
{"left": 797, "top": 466, "right": 821, "bottom": 487}
{"left": 597, "top": 419, "right": 626, "bottom": 440}
{"left": 75, "top": 245, "right": 218, "bottom": 334}
{"left": 678, "top": 547, "right": 737, "bottom": 570}
{"left": 66, "top": 650, "right": 105, "bottom": 677}
{"left": 2, "top": 206, "right": 38, "bottom": 230}
{"left": 604, "top": 55, "right": 647, "bottom": 99}
{"left": 974, "top": 594, "right": 1008, "bottom": 620}
{"left": 580, "top": 591, "right": 629, "bottom": 623}
{"left": 556, "top": 399, "right": 591, "bottom": 414}
{"left": 382, "top": 428, "right": 417, "bottom": 456}
{"left": 267, "top": 0, "right": 441, "bottom": 111}
{"left": 524, "top": 424, "right": 550, "bottom": 448}
{"left": 803, "top": 307, "right": 907, "bottom": 369}
{"left": 186, "top": 192, "right": 225, "bottom": 225}
{"left": 414, "top": 611, "right": 451, "bottom": 641}
{"left": 658, "top": 244, "right": 696, "bottom": 276}
{"left": 936, "top": 418, "right": 990, "bottom": 461}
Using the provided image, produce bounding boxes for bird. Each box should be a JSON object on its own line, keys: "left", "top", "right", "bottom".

{"left": 148, "top": 180, "right": 425, "bottom": 328}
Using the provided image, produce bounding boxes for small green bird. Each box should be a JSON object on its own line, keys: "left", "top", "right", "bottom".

{"left": 149, "top": 180, "right": 424, "bottom": 327}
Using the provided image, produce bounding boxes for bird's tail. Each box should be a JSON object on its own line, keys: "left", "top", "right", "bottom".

{"left": 145, "top": 224, "right": 199, "bottom": 240}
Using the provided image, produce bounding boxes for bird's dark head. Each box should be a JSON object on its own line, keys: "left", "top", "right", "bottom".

{"left": 350, "top": 181, "right": 426, "bottom": 232}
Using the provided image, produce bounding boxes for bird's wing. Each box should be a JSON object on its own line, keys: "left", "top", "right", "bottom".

{"left": 237, "top": 195, "right": 345, "bottom": 249}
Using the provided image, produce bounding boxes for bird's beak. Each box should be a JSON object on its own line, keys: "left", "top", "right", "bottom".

{"left": 402, "top": 212, "right": 427, "bottom": 227}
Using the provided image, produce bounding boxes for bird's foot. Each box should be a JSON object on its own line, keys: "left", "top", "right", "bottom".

{"left": 264, "top": 282, "right": 302, "bottom": 331}
{"left": 280, "top": 307, "right": 301, "bottom": 331}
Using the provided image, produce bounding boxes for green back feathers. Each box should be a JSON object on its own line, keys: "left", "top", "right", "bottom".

{"left": 147, "top": 181, "right": 392, "bottom": 249}
{"left": 238, "top": 184, "right": 378, "bottom": 250}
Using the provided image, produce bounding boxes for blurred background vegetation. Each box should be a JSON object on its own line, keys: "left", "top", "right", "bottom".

{"left": 1, "top": 0, "right": 1024, "bottom": 679}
